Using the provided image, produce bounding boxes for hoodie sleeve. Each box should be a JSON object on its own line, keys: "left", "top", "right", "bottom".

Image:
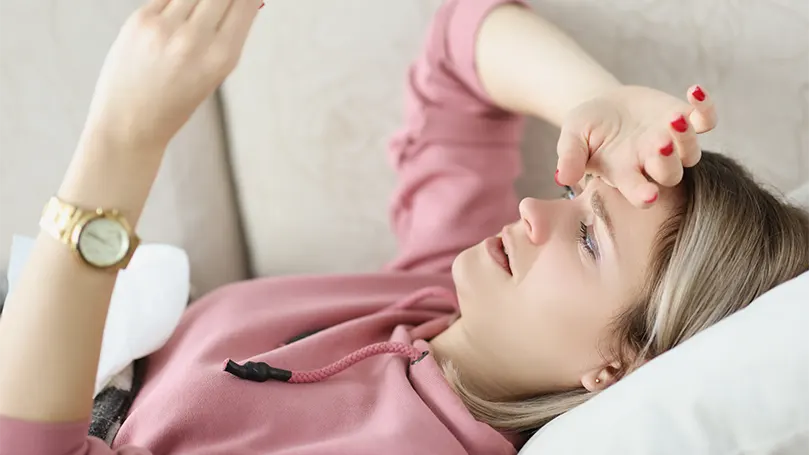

{"left": 384, "top": 0, "right": 527, "bottom": 274}
{"left": 0, "top": 416, "right": 151, "bottom": 455}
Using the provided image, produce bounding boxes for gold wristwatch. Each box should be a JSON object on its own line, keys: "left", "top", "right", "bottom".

{"left": 39, "top": 196, "right": 140, "bottom": 271}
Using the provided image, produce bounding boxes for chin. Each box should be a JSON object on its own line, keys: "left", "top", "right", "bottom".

{"left": 451, "top": 242, "right": 490, "bottom": 314}
{"left": 451, "top": 244, "right": 476, "bottom": 284}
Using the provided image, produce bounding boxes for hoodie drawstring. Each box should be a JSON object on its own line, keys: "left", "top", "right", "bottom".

{"left": 223, "top": 286, "right": 454, "bottom": 384}
{"left": 224, "top": 342, "right": 429, "bottom": 384}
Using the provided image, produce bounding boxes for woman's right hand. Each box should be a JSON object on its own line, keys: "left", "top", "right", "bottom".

{"left": 84, "top": 0, "right": 263, "bottom": 152}
{"left": 556, "top": 85, "right": 718, "bottom": 207}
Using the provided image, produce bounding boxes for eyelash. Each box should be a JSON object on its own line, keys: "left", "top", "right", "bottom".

{"left": 578, "top": 222, "right": 598, "bottom": 260}
{"left": 562, "top": 186, "right": 576, "bottom": 200}
{"left": 564, "top": 186, "right": 599, "bottom": 261}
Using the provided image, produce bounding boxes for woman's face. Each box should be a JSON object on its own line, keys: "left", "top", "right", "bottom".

{"left": 450, "top": 177, "right": 675, "bottom": 396}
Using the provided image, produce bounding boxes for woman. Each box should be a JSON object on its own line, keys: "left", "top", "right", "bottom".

{"left": 1, "top": 0, "right": 807, "bottom": 453}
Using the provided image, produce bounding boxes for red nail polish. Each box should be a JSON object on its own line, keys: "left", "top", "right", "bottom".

{"left": 692, "top": 86, "right": 706, "bottom": 102}
{"left": 259, "top": 2, "right": 265, "bottom": 8}
{"left": 645, "top": 193, "right": 659, "bottom": 204}
{"left": 671, "top": 115, "right": 688, "bottom": 133}
{"left": 660, "top": 142, "right": 674, "bottom": 157}
{"left": 554, "top": 170, "right": 563, "bottom": 186}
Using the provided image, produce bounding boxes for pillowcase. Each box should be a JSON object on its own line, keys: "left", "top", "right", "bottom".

{"left": 519, "top": 269, "right": 809, "bottom": 455}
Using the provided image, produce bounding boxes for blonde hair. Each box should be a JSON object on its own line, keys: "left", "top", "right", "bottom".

{"left": 444, "top": 151, "right": 809, "bottom": 434}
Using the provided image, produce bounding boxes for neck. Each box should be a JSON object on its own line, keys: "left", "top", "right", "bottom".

{"left": 429, "top": 319, "right": 517, "bottom": 401}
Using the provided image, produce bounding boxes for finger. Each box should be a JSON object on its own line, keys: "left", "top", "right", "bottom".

{"left": 615, "top": 170, "right": 659, "bottom": 209}
{"left": 189, "top": 0, "right": 234, "bottom": 29}
{"left": 640, "top": 129, "right": 683, "bottom": 187}
{"left": 162, "top": 0, "right": 202, "bottom": 26}
{"left": 686, "top": 85, "right": 717, "bottom": 134}
{"left": 669, "top": 112, "right": 701, "bottom": 168}
{"left": 555, "top": 126, "right": 589, "bottom": 187}
{"left": 141, "top": 0, "right": 172, "bottom": 15}
{"left": 218, "top": 0, "right": 262, "bottom": 44}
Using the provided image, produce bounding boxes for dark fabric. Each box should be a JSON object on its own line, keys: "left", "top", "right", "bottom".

{"left": 89, "top": 358, "right": 147, "bottom": 445}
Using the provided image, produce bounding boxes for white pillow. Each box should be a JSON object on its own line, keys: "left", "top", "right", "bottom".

{"left": 520, "top": 269, "right": 809, "bottom": 455}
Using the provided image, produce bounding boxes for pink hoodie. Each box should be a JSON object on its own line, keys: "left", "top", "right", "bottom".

{"left": 0, "top": 0, "right": 527, "bottom": 453}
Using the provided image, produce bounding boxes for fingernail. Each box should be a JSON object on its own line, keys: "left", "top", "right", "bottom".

{"left": 645, "top": 193, "right": 659, "bottom": 204}
{"left": 554, "top": 169, "right": 563, "bottom": 187}
{"left": 660, "top": 142, "right": 674, "bottom": 157}
{"left": 692, "top": 86, "right": 706, "bottom": 102}
{"left": 259, "top": 1, "right": 265, "bottom": 9}
{"left": 671, "top": 115, "right": 688, "bottom": 133}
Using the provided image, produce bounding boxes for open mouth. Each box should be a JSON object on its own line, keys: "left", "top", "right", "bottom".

{"left": 485, "top": 236, "right": 512, "bottom": 276}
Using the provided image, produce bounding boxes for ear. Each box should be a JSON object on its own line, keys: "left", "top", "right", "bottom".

{"left": 580, "top": 362, "right": 621, "bottom": 392}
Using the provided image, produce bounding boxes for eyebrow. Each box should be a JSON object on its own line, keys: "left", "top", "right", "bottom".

{"left": 591, "top": 190, "right": 616, "bottom": 247}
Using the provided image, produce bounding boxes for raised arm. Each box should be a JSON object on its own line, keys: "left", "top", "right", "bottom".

{"left": 0, "top": 1, "right": 262, "bottom": 453}
{"left": 476, "top": 3, "right": 621, "bottom": 128}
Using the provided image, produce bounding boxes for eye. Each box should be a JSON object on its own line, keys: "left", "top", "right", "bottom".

{"left": 578, "top": 221, "right": 600, "bottom": 261}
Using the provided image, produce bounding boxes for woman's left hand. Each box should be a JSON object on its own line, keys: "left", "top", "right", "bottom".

{"left": 84, "top": 0, "right": 264, "bottom": 153}
{"left": 555, "top": 85, "right": 718, "bottom": 207}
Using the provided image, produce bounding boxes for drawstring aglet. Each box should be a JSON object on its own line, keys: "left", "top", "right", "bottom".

{"left": 410, "top": 351, "right": 429, "bottom": 365}
{"left": 223, "top": 359, "right": 292, "bottom": 383}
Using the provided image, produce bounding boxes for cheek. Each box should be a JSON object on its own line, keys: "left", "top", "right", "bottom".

{"left": 521, "top": 271, "right": 624, "bottom": 367}
{"left": 505, "top": 255, "right": 604, "bottom": 353}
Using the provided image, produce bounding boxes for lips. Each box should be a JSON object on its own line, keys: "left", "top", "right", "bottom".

{"left": 485, "top": 236, "right": 512, "bottom": 276}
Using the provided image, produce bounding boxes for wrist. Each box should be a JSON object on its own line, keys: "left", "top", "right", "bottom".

{"left": 529, "top": 80, "right": 623, "bottom": 126}
{"left": 79, "top": 117, "right": 169, "bottom": 155}
{"left": 58, "top": 127, "right": 166, "bottom": 225}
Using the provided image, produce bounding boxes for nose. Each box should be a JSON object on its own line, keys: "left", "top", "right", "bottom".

{"left": 518, "top": 197, "right": 550, "bottom": 245}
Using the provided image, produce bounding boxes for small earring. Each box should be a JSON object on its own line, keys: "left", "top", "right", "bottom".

{"left": 595, "top": 378, "right": 601, "bottom": 384}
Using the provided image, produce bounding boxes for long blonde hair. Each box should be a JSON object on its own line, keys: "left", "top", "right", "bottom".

{"left": 443, "top": 151, "right": 809, "bottom": 433}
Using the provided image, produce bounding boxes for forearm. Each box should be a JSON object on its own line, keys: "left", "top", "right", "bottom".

{"left": 476, "top": 3, "right": 621, "bottom": 127}
{"left": 0, "top": 129, "right": 163, "bottom": 422}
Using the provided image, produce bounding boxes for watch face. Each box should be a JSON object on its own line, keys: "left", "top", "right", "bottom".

{"left": 77, "top": 217, "right": 131, "bottom": 267}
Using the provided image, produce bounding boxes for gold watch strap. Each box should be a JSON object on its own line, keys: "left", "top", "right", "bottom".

{"left": 39, "top": 196, "right": 84, "bottom": 243}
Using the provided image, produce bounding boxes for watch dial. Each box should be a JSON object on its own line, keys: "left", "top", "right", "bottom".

{"left": 78, "top": 218, "right": 130, "bottom": 267}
